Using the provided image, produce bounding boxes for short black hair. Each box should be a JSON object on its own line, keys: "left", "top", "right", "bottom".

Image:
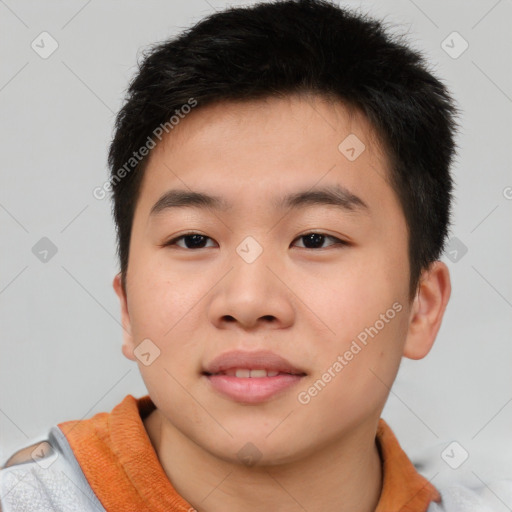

{"left": 107, "top": 0, "right": 458, "bottom": 300}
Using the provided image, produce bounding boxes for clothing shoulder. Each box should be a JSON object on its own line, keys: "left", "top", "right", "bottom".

{"left": 428, "top": 481, "right": 512, "bottom": 512}
{"left": 0, "top": 442, "right": 45, "bottom": 512}
{"left": 0, "top": 427, "right": 106, "bottom": 512}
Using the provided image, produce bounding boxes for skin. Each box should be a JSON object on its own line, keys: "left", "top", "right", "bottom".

{"left": 113, "top": 93, "right": 451, "bottom": 512}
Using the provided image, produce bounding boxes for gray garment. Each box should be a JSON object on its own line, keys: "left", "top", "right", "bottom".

{"left": 427, "top": 481, "right": 512, "bottom": 512}
{"left": 0, "top": 426, "right": 106, "bottom": 512}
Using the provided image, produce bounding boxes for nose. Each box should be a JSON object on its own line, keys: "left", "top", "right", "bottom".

{"left": 207, "top": 252, "right": 295, "bottom": 332}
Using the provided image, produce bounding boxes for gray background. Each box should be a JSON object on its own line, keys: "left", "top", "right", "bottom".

{"left": 1, "top": 0, "right": 511, "bottom": 504}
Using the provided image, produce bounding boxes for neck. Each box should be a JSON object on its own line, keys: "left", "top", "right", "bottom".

{"left": 145, "top": 411, "right": 383, "bottom": 512}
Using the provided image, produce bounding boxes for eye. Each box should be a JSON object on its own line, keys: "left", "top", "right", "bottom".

{"left": 292, "top": 232, "right": 346, "bottom": 249}
{"left": 163, "top": 231, "right": 347, "bottom": 250}
{"left": 164, "top": 233, "right": 216, "bottom": 249}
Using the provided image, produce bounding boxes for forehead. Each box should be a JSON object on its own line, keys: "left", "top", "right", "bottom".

{"left": 136, "top": 94, "right": 395, "bottom": 218}
{"left": 157, "top": 94, "right": 386, "bottom": 158}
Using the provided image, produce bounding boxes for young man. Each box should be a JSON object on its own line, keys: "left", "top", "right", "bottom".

{"left": 1, "top": 0, "right": 476, "bottom": 510}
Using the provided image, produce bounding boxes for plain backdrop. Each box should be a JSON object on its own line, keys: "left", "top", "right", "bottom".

{"left": 1, "top": 0, "right": 511, "bottom": 503}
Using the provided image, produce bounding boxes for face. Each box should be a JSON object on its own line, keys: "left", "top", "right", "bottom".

{"left": 114, "top": 94, "right": 427, "bottom": 465}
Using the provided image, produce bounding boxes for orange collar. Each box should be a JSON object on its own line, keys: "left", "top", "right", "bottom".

{"left": 375, "top": 418, "right": 441, "bottom": 511}
{"left": 58, "top": 394, "right": 440, "bottom": 512}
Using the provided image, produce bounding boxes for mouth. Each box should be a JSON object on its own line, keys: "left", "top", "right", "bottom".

{"left": 202, "top": 350, "right": 307, "bottom": 403}
{"left": 203, "top": 368, "right": 305, "bottom": 378}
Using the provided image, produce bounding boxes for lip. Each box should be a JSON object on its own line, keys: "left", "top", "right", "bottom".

{"left": 202, "top": 350, "right": 307, "bottom": 404}
{"left": 203, "top": 349, "right": 306, "bottom": 375}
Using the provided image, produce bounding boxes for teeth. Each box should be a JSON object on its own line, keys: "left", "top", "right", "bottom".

{"left": 226, "top": 369, "right": 281, "bottom": 378}
{"left": 250, "top": 369, "right": 268, "bottom": 378}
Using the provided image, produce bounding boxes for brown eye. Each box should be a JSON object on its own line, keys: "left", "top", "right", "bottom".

{"left": 293, "top": 233, "right": 345, "bottom": 249}
{"left": 165, "top": 233, "right": 216, "bottom": 249}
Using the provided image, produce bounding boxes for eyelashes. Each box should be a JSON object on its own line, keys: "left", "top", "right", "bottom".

{"left": 165, "top": 233, "right": 216, "bottom": 249}
{"left": 163, "top": 232, "right": 348, "bottom": 250}
{"left": 293, "top": 232, "right": 347, "bottom": 249}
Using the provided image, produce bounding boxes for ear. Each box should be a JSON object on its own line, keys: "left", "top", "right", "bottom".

{"left": 403, "top": 261, "right": 451, "bottom": 360}
{"left": 113, "top": 273, "right": 137, "bottom": 362}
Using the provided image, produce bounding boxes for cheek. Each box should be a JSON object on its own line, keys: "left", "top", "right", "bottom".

{"left": 304, "top": 254, "right": 404, "bottom": 336}
{"left": 128, "top": 253, "right": 208, "bottom": 340}
{"left": 303, "top": 250, "right": 409, "bottom": 387}
{"left": 297, "top": 304, "right": 408, "bottom": 430}
{"left": 128, "top": 274, "right": 207, "bottom": 412}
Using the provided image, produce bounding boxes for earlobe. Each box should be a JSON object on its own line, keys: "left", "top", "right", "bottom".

{"left": 113, "top": 273, "right": 136, "bottom": 362}
{"left": 403, "top": 261, "right": 451, "bottom": 360}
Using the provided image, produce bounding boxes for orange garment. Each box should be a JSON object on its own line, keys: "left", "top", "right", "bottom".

{"left": 57, "top": 394, "right": 441, "bottom": 512}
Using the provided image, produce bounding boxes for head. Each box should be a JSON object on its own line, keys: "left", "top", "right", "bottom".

{"left": 109, "top": 0, "right": 456, "bottom": 464}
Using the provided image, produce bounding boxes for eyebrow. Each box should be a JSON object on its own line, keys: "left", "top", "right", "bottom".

{"left": 149, "top": 184, "right": 369, "bottom": 218}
